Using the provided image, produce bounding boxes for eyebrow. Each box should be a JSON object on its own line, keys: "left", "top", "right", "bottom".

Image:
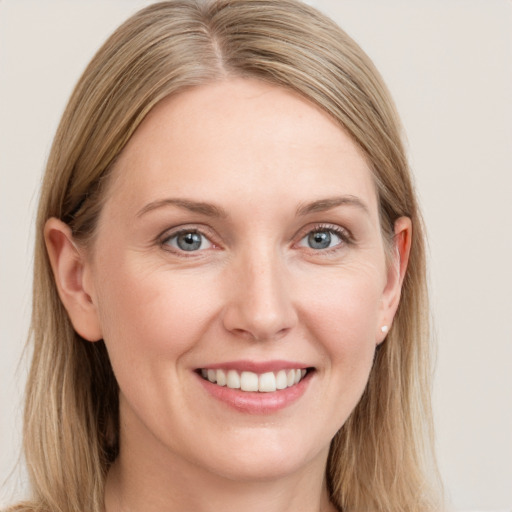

{"left": 136, "top": 198, "right": 228, "bottom": 218}
{"left": 296, "top": 195, "right": 370, "bottom": 216}
{"left": 136, "top": 195, "right": 369, "bottom": 219}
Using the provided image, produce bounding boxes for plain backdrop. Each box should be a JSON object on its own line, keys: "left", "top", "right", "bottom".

{"left": 1, "top": 1, "right": 511, "bottom": 510}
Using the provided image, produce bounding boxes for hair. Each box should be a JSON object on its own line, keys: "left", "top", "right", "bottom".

{"left": 8, "top": 1, "right": 443, "bottom": 511}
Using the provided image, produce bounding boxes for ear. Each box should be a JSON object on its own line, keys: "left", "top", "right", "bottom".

{"left": 377, "top": 216, "right": 412, "bottom": 344}
{"left": 44, "top": 218, "right": 103, "bottom": 342}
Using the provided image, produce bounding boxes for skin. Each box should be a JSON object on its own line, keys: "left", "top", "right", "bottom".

{"left": 45, "top": 78, "right": 411, "bottom": 512}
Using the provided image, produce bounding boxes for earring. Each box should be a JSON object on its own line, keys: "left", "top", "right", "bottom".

{"left": 381, "top": 325, "right": 388, "bottom": 334}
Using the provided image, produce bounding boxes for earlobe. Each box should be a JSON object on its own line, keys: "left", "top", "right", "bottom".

{"left": 378, "top": 216, "right": 412, "bottom": 342}
{"left": 44, "top": 218, "right": 102, "bottom": 342}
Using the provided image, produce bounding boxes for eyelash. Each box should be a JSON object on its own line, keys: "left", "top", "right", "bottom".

{"left": 159, "top": 223, "right": 353, "bottom": 256}
{"left": 296, "top": 224, "right": 353, "bottom": 253}
{"left": 160, "top": 226, "right": 217, "bottom": 255}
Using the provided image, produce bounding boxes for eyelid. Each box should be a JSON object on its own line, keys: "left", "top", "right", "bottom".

{"left": 293, "top": 223, "right": 353, "bottom": 250}
{"left": 158, "top": 224, "right": 220, "bottom": 252}
{"left": 156, "top": 222, "right": 353, "bottom": 255}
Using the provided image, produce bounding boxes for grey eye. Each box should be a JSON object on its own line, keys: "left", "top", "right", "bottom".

{"left": 166, "top": 231, "right": 212, "bottom": 252}
{"left": 299, "top": 229, "right": 342, "bottom": 250}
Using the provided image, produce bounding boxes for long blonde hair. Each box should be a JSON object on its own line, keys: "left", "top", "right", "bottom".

{"left": 10, "top": 1, "right": 442, "bottom": 511}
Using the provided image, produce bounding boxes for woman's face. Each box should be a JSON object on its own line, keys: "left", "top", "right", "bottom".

{"left": 79, "top": 78, "right": 403, "bottom": 480}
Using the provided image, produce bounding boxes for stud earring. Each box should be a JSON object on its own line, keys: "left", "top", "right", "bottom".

{"left": 381, "top": 325, "right": 389, "bottom": 334}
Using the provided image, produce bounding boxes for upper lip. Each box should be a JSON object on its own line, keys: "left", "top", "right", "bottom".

{"left": 196, "top": 360, "right": 312, "bottom": 373}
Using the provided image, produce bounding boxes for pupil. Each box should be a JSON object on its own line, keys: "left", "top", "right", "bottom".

{"left": 308, "top": 231, "right": 331, "bottom": 249}
{"left": 178, "top": 232, "right": 201, "bottom": 251}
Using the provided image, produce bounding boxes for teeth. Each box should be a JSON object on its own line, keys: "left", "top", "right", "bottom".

{"left": 259, "top": 372, "right": 276, "bottom": 392}
{"left": 240, "top": 371, "right": 259, "bottom": 392}
{"left": 276, "top": 370, "right": 288, "bottom": 390}
{"left": 201, "top": 368, "right": 308, "bottom": 392}
{"left": 216, "top": 369, "right": 227, "bottom": 386}
{"left": 226, "top": 369, "right": 240, "bottom": 389}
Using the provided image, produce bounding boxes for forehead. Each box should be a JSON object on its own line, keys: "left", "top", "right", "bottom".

{"left": 106, "top": 78, "right": 377, "bottom": 218}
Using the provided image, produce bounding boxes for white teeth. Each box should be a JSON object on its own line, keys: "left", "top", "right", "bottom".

{"left": 259, "top": 372, "right": 276, "bottom": 392}
{"left": 201, "top": 368, "right": 309, "bottom": 392}
{"left": 240, "top": 371, "right": 259, "bottom": 392}
{"left": 216, "top": 369, "right": 227, "bottom": 386}
{"left": 226, "top": 369, "right": 241, "bottom": 389}
{"left": 276, "top": 370, "right": 288, "bottom": 390}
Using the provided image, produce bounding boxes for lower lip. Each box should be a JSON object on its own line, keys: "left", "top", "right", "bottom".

{"left": 196, "top": 371, "right": 312, "bottom": 414}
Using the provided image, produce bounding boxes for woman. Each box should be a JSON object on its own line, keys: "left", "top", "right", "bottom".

{"left": 8, "top": 1, "right": 443, "bottom": 511}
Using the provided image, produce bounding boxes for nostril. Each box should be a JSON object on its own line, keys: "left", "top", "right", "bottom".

{"left": 224, "top": 325, "right": 292, "bottom": 342}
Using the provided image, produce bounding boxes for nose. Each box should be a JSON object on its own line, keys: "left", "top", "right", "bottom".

{"left": 221, "top": 248, "right": 298, "bottom": 341}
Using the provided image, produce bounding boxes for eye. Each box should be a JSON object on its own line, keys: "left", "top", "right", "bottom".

{"left": 163, "top": 230, "right": 213, "bottom": 252}
{"left": 298, "top": 227, "right": 346, "bottom": 250}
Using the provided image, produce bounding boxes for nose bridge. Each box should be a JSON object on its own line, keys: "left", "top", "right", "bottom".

{"left": 222, "top": 242, "right": 297, "bottom": 341}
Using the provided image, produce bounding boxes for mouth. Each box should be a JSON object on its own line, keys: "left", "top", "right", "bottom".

{"left": 197, "top": 367, "right": 312, "bottom": 393}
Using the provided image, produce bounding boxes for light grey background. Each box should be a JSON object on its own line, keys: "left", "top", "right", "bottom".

{"left": 1, "top": 1, "right": 511, "bottom": 510}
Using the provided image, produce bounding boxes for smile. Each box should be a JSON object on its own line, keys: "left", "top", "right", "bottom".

{"left": 199, "top": 368, "right": 308, "bottom": 393}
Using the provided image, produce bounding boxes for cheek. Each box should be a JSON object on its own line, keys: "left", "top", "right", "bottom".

{"left": 300, "top": 263, "right": 384, "bottom": 345}
{"left": 92, "top": 256, "right": 222, "bottom": 370}
{"left": 298, "top": 264, "right": 383, "bottom": 394}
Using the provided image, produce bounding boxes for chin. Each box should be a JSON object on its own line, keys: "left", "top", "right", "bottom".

{"left": 187, "top": 432, "right": 330, "bottom": 483}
